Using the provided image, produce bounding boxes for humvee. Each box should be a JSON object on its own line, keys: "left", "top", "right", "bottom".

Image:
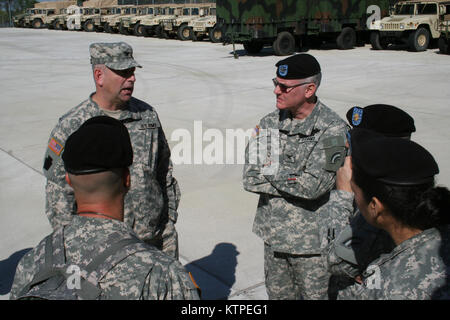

{"left": 79, "top": 7, "right": 102, "bottom": 32}
{"left": 369, "top": 0, "right": 450, "bottom": 51}
{"left": 100, "top": 6, "right": 125, "bottom": 33}
{"left": 140, "top": 6, "right": 182, "bottom": 37}
{"left": 162, "top": 5, "right": 214, "bottom": 41}
{"left": 438, "top": 11, "right": 450, "bottom": 52}
{"left": 13, "top": 8, "right": 34, "bottom": 28}
{"left": 189, "top": 6, "right": 221, "bottom": 42}
{"left": 120, "top": 6, "right": 158, "bottom": 36}
{"left": 107, "top": 6, "right": 138, "bottom": 33}
{"left": 48, "top": 8, "right": 70, "bottom": 30}
{"left": 24, "top": 8, "right": 57, "bottom": 28}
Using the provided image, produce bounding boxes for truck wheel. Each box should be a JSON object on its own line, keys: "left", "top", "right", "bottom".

{"left": 408, "top": 28, "right": 430, "bottom": 52}
{"left": 336, "top": 27, "right": 356, "bottom": 50}
{"left": 370, "top": 32, "right": 388, "bottom": 50}
{"left": 83, "top": 20, "right": 95, "bottom": 32}
{"left": 243, "top": 40, "right": 264, "bottom": 54}
{"left": 119, "top": 23, "right": 129, "bottom": 35}
{"left": 32, "top": 19, "right": 43, "bottom": 29}
{"left": 273, "top": 31, "right": 296, "bottom": 56}
{"left": 178, "top": 24, "right": 193, "bottom": 41}
{"left": 133, "top": 23, "right": 145, "bottom": 36}
{"left": 52, "top": 20, "right": 63, "bottom": 30}
{"left": 438, "top": 36, "right": 449, "bottom": 54}
{"left": 209, "top": 26, "right": 223, "bottom": 43}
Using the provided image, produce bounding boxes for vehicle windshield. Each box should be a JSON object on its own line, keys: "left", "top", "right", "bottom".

{"left": 395, "top": 4, "right": 415, "bottom": 15}
{"left": 417, "top": 3, "right": 437, "bottom": 14}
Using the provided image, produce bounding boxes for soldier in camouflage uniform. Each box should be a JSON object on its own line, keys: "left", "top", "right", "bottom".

{"left": 43, "top": 42, "right": 180, "bottom": 259}
{"left": 11, "top": 116, "right": 199, "bottom": 300}
{"left": 321, "top": 105, "right": 416, "bottom": 284}
{"left": 243, "top": 54, "right": 348, "bottom": 299}
{"left": 335, "top": 129, "right": 450, "bottom": 299}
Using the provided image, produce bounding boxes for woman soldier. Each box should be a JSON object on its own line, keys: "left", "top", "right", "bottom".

{"left": 337, "top": 128, "right": 450, "bottom": 300}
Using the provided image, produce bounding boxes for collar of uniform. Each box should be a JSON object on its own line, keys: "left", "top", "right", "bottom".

{"left": 278, "top": 100, "right": 322, "bottom": 136}
{"left": 87, "top": 92, "right": 141, "bottom": 121}
{"left": 375, "top": 227, "right": 443, "bottom": 266}
{"left": 70, "top": 215, "right": 136, "bottom": 237}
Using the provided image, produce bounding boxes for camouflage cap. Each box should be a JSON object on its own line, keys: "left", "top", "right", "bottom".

{"left": 89, "top": 42, "right": 142, "bottom": 70}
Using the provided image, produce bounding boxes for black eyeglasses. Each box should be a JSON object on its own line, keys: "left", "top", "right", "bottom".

{"left": 272, "top": 78, "right": 312, "bottom": 93}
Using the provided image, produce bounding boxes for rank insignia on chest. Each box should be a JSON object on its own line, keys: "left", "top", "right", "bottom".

{"left": 352, "top": 107, "right": 363, "bottom": 126}
{"left": 139, "top": 123, "right": 156, "bottom": 130}
{"left": 48, "top": 137, "right": 63, "bottom": 156}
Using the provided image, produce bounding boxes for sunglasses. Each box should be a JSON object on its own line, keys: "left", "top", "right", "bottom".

{"left": 272, "top": 78, "right": 312, "bottom": 93}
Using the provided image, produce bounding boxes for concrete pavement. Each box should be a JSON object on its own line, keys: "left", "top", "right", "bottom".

{"left": 0, "top": 28, "right": 449, "bottom": 300}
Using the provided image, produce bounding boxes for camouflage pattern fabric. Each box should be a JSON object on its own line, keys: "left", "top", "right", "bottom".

{"left": 244, "top": 100, "right": 349, "bottom": 255}
{"left": 243, "top": 100, "right": 348, "bottom": 299}
{"left": 337, "top": 225, "right": 450, "bottom": 300}
{"left": 264, "top": 243, "right": 331, "bottom": 300}
{"left": 89, "top": 42, "right": 142, "bottom": 70}
{"left": 43, "top": 94, "right": 180, "bottom": 259}
{"left": 10, "top": 216, "right": 199, "bottom": 300}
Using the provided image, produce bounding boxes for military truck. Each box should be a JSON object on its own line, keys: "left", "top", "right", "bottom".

{"left": 120, "top": 6, "right": 159, "bottom": 36}
{"left": 24, "top": 1, "right": 77, "bottom": 29}
{"left": 189, "top": 6, "right": 221, "bottom": 42}
{"left": 79, "top": 7, "right": 102, "bottom": 32}
{"left": 216, "top": 0, "right": 393, "bottom": 55}
{"left": 100, "top": 6, "right": 124, "bottom": 33}
{"left": 47, "top": 8, "right": 71, "bottom": 30}
{"left": 107, "top": 6, "right": 138, "bottom": 33}
{"left": 162, "top": 4, "right": 215, "bottom": 40}
{"left": 13, "top": 8, "right": 35, "bottom": 27}
{"left": 369, "top": 0, "right": 450, "bottom": 51}
{"left": 438, "top": 11, "right": 450, "bottom": 53}
{"left": 140, "top": 5, "right": 182, "bottom": 37}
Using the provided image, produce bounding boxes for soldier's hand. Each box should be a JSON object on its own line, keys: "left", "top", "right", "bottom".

{"left": 336, "top": 156, "right": 352, "bottom": 193}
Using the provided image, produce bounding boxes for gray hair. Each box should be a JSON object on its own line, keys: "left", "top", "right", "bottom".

{"left": 304, "top": 72, "right": 322, "bottom": 88}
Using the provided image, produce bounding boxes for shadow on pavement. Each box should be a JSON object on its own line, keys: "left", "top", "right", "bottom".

{"left": 185, "top": 242, "right": 239, "bottom": 300}
{"left": 0, "top": 248, "right": 32, "bottom": 295}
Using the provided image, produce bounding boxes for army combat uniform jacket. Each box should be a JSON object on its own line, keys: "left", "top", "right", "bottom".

{"left": 337, "top": 225, "right": 450, "bottom": 300}
{"left": 10, "top": 216, "right": 199, "bottom": 300}
{"left": 243, "top": 100, "right": 348, "bottom": 255}
{"left": 43, "top": 95, "right": 180, "bottom": 257}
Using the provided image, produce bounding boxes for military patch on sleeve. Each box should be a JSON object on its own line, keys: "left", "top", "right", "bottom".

{"left": 252, "top": 125, "right": 260, "bottom": 138}
{"left": 322, "top": 136, "right": 346, "bottom": 172}
{"left": 43, "top": 155, "right": 53, "bottom": 171}
{"left": 48, "top": 137, "right": 64, "bottom": 156}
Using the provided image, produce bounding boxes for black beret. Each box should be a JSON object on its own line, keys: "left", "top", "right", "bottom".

{"left": 62, "top": 116, "right": 133, "bottom": 175}
{"left": 351, "top": 128, "right": 439, "bottom": 186}
{"left": 275, "top": 54, "right": 321, "bottom": 79}
{"left": 346, "top": 104, "right": 416, "bottom": 137}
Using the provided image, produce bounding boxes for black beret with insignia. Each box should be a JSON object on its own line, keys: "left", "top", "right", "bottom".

{"left": 350, "top": 128, "right": 439, "bottom": 186}
{"left": 62, "top": 116, "right": 133, "bottom": 175}
{"left": 275, "top": 54, "right": 321, "bottom": 79}
{"left": 346, "top": 104, "right": 416, "bottom": 137}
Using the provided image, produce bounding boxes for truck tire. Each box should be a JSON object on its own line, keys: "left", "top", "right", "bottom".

{"left": 438, "top": 36, "right": 449, "bottom": 54}
{"left": 83, "top": 20, "right": 95, "bottom": 32}
{"left": 133, "top": 23, "right": 145, "bottom": 37}
{"left": 209, "top": 26, "right": 223, "bottom": 43}
{"left": 178, "top": 24, "right": 193, "bottom": 41}
{"left": 243, "top": 40, "right": 264, "bottom": 54}
{"left": 273, "top": 31, "right": 296, "bottom": 56}
{"left": 52, "top": 20, "right": 63, "bottom": 30}
{"left": 370, "top": 32, "right": 388, "bottom": 50}
{"left": 32, "top": 19, "right": 43, "bottom": 29}
{"left": 336, "top": 27, "right": 356, "bottom": 50}
{"left": 408, "top": 28, "right": 430, "bottom": 52}
{"left": 119, "top": 23, "right": 129, "bottom": 35}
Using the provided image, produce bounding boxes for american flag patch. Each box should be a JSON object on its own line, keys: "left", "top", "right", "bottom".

{"left": 48, "top": 137, "right": 63, "bottom": 156}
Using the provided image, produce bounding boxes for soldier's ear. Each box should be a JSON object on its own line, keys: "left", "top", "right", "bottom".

{"left": 93, "top": 67, "right": 104, "bottom": 87}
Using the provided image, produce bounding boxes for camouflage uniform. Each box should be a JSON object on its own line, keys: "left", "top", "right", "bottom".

{"left": 43, "top": 95, "right": 180, "bottom": 258}
{"left": 337, "top": 225, "right": 450, "bottom": 300}
{"left": 10, "top": 216, "right": 199, "bottom": 300}
{"left": 243, "top": 101, "right": 348, "bottom": 299}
